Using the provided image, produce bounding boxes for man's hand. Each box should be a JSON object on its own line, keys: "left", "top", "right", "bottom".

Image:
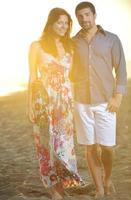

{"left": 106, "top": 93, "right": 123, "bottom": 113}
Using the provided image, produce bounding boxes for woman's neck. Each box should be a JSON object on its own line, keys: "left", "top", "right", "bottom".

{"left": 55, "top": 38, "right": 65, "bottom": 59}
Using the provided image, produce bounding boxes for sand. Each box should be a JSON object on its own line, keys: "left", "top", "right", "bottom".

{"left": 0, "top": 80, "right": 131, "bottom": 200}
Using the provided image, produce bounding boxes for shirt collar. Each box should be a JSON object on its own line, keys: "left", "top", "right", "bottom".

{"left": 75, "top": 25, "right": 106, "bottom": 38}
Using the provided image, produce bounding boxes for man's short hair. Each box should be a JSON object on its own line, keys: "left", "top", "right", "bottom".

{"left": 75, "top": 1, "right": 96, "bottom": 15}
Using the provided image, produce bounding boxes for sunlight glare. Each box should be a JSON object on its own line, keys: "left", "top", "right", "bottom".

{"left": 0, "top": 0, "right": 131, "bottom": 96}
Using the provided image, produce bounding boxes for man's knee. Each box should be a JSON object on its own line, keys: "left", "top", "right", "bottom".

{"left": 100, "top": 145, "right": 114, "bottom": 160}
{"left": 86, "top": 144, "right": 100, "bottom": 156}
{"left": 100, "top": 145, "right": 114, "bottom": 153}
{"left": 86, "top": 144, "right": 95, "bottom": 154}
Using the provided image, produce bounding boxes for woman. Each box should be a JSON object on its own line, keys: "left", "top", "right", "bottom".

{"left": 28, "top": 7, "right": 83, "bottom": 200}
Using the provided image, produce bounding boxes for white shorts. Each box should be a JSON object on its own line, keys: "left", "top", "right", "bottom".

{"left": 74, "top": 102, "right": 116, "bottom": 146}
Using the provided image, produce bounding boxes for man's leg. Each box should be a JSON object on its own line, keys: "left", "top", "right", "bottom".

{"left": 73, "top": 102, "right": 104, "bottom": 197}
{"left": 101, "top": 145, "right": 116, "bottom": 195}
{"left": 94, "top": 103, "right": 116, "bottom": 195}
{"left": 86, "top": 144, "right": 104, "bottom": 197}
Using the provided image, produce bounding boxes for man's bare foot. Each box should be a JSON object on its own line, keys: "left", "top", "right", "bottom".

{"left": 94, "top": 187, "right": 104, "bottom": 200}
{"left": 104, "top": 181, "right": 116, "bottom": 195}
{"left": 94, "top": 192, "right": 104, "bottom": 200}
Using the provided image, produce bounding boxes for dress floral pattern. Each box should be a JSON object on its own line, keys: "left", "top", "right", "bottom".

{"left": 32, "top": 45, "right": 83, "bottom": 188}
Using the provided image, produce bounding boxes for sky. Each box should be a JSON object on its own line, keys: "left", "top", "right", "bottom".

{"left": 0, "top": 0, "right": 131, "bottom": 95}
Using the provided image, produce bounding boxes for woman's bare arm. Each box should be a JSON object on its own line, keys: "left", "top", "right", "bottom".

{"left": 27, "top": 41, "right": 39, "bottom": 122}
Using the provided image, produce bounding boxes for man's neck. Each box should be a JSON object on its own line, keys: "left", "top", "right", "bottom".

{"left": 84, "top": 25, "right": 98, "bottom": 37}
{"left": 81, "top": 25, "right": 97, "bottom": 43}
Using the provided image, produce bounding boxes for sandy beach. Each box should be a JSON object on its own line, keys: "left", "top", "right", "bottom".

{"left": 0, "top": 80, "right": 131, "bottom": 200}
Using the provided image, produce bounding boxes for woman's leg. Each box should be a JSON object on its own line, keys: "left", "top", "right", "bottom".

{"left": 54, "top": 182, "right": 64, "bottom": 197}
{"left": 47, "top": 185, "right": 64, "bottom": 200}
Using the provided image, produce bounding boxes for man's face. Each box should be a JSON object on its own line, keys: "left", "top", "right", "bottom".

{"left": 76, "top": 7, "right": 96, "bottom": 31}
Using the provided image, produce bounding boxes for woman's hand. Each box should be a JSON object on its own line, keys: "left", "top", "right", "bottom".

{"left": 27, "top": 106, "right": 35, "bottom": 123}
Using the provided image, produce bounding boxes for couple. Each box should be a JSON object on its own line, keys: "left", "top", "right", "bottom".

{"left": 28, "top": 2, "right": 127, "bottom": 200}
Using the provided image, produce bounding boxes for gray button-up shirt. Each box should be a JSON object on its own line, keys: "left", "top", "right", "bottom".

{"left": 69, "top": 26, "right": 127, "bottom": 104}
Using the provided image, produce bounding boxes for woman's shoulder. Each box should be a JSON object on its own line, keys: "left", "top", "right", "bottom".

{"left": 28, "top": 41, "right": 43, "bottom": 58}
{"left": 29, "top": 41, "right": 41, "bottom": 51}
{"left": 29, "top": 41, "right": 58, "bottom": 64}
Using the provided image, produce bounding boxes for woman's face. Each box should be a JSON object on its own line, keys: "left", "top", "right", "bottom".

{"left": 52, "top": 15, "right": 69, "bottom": 37}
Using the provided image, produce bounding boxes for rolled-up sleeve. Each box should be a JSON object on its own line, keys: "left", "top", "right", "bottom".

{"left": 111, "top": 35, "right": 127, "bottom": 94}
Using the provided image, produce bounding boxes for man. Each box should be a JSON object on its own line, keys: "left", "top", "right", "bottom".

{"left": 69, "top": 1, "right": 127, "bottom": 199}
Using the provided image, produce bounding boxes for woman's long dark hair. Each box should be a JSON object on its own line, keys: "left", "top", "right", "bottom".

{"left": 39, "top": 8, "right": 73, "bottom": 57}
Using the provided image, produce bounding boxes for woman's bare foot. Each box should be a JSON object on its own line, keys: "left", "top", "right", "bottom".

{"left": 55, "top": 182, "right": 64, "bottom": 197}
{"left": 52, "top": 190, "right": 64, "bottom": 200}
{"left": 47, "top": 186, "right": 64, "bottom": 200}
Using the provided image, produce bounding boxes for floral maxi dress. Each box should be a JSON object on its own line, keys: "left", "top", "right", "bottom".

{"left": 32, "top": 48, "right": 83, "bottom": 188}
